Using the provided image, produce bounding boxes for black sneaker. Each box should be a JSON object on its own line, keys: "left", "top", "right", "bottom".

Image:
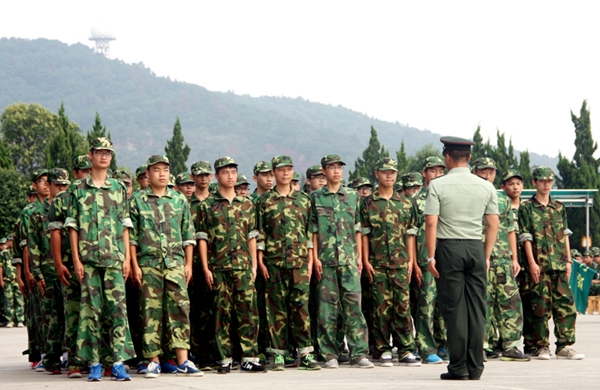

{"left": 338, "top": 354, "right": 350, "bottom": 364}
{"left": 501, "top": 348, "right": 531, "bottom": 362}
{"left": 398, "top": 352, "right": 421, "bottom": 367}
{"left": 240, "top": 361, "right": 267, "bottom": 373}
{"left": 485, "top": 349, "right": 499, "bottom": 359}
{"left": 299, "top": 354, "right": 321, "bottom": 371}
{"left": 217, "top": 362, "right": 231, "bottom": 374}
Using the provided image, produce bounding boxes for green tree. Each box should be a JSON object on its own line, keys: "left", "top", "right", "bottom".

{"left": 402, "top": 143, "right": 444, "bottom": 175}
{"left": 0, "top": 102, "right": 58, "bottom": 175}
{"left": 87, "top": 112, "right": 117, "bottom": 171}
{"left": 0, "top": 168, "right": 29, "bottom": 237}
{"left": 0, "top": 138, "right": 12, "bottom": 169}
{"left": 348, "top": 126, "right": 389, "bottom": 183}
{"left": 472, "top": 125, "right": 485, "bottom": 161}
{"left": 164, "top": 117, "right": 191, "bottom": 175}
{"left": 396, "top": 140, "right": 408, "bottom": 174}
{"left": 556, "top": 100, "right": 600, "bottom": 249}
{"left": 45, "top": 102, "right": 88, "bottom": 173}
{"left": 517, "top": 150, "right": 533, "bottom": 189}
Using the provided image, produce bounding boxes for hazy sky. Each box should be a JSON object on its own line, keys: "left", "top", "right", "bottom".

{"left": 2, "top": 1, "right": 599, "bottom": 159}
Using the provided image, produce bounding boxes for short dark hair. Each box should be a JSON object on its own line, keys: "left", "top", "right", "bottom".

{"left": 444, "top": 150, "right": 470, "bottom": 163}
{"left": 215, "top": 164, "right": 238, "bottom": 175}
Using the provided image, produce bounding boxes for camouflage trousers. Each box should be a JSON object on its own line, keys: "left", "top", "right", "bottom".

{"left": 41, "top": 276, "right": 66, "bottom": 368}
{"left": 31, "top": 284, "right": 45, "bottom": 353}
{"left": 189, "top": 263, "right": 215, "bottom": 363}
{"left": 24, "top": 284, "right": 41, "bottom": 362}
{"left": 317, "top": 265, "right": 368, "bottom": 362}
{"left": 140, "top": 265, "right": 191, "bottom": 358}
{"left": 410, "top": 263, "right": 444, "bottom": 356}
{"left": 61, "top": 262, "right": 86, "bottom": 369}
{"left": 2, "top": 278, "right": 24, "bottom": 323}
{"left": 530, "top": 270, "right": 576, "bottom": 350}
{"left": 78, "top": 264, "right": 135, "bottom": 364}
{"left": 213, "top": 269, "right": 259, "bottom": 363}
{"left": 265, "top": 265, "right": 313, "bottom": 355}
{"left": 516, "top": 269, "right": 535, "bottom": 352}
{"left": 484, "top": 261, "right": 523, "bottom": 350}
{"left": 372, "top": 268, "right": 414, "bottom": 356}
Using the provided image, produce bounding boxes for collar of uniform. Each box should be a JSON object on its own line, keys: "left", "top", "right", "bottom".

{"left": 214, "top": 190, "right": 244, "bottom": 203}
{"left": 272, "top": 187, "right": 297, "bottom": 199}
{"left": 85, "top": 174, "right": 112, "bottom": 189}
{"left": 372, "top": 189, "right": 402, "bottom": 201}
{"left": 448, "top": 167, "right": 470, "bottom": 174}
{"left": 530, "top": 194, "right": 558, "bottom": 209}
{"left": 321, "top": 184, "right": 347, "bottom": 196}
{"left": 144, "top": 186, "right": 175, "bottom": 199}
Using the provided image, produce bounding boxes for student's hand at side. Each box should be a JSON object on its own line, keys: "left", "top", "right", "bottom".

{"left": 364, "top": 261, "right": 375, "bottom": 284}
{"left": 185, "top": 264, "right": 193, "bottom": 286}
{"left": 25, "top": 271, "right": 35, "bottom": 292}
{"left": 56, "top": 263, "right": 72, "bottom": 287}
{"left": 512, "top": 261, "right": 521, "bottom": 277}
{"left": 122, "top": 260, "right": 131, "bottom": 281}
{"left": 131, "top": 264, "right": 142, "bottom": 289}
{"left": 529, "top": 262, "right": 541, "bottom": 284}
{"left": 17, "top": 277, "right": 26, "bottom": 296}
{"left": 258, "top": 262, "right": 269, "bottom": 280}
{"left": 566, "top": 262, "right": 572, "bottom": 281}
{"left": 413, "top": 264, "right": 423, "bottom": 287}
{"left": 73, "top": 261, "right": 84, "bottom": 284}
{"left": 204, "top": 269, "right": 214, "bottom": 290}
{"left": 313, "top": 259, "right": 323, "bottom": 281}
{"left": 37, "top": 278, "right": 46, "bottom": 296}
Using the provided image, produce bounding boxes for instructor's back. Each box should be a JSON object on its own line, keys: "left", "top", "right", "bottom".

{"left": 424, "top": 137, "right": 499, "bottom": 380}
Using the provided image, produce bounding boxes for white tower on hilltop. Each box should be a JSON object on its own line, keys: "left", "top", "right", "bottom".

{"left": 89, "top": 26, "right": 115, "bottom": 57}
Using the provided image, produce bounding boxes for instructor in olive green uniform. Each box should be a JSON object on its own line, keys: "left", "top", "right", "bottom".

{"left": 425, "top": 137, "right": 499, "bottom": 380}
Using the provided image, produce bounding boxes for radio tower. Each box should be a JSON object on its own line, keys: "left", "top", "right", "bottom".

{"left": 89, "top": 26, "right": 115, "bottom": 57}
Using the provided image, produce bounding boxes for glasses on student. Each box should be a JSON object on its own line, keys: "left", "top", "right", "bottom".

{"left": 35, "top": 179, "right": 48, "bottom": 184}
{"left": 326, "top": 165, "right": 344, "bottom": 171}
{"left": 94, "top": 151, "right": 112, "bottom": 157}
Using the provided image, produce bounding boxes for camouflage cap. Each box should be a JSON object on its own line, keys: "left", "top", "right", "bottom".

{"left": 73, "top": 155, "right": 92, "bottom": 170}
{"left": 321, "top": 154, "right": 346, "bottom": 168}
{"left": 472, "top": 157, "right": 497, "bottom": 170}
{"left": 147, "top": 155, "right": 170, "bottom": 167}
{"left": 135, "top": 165, "right": 148, "bottom": 178}
{"left": 340, "top": 178, "right": 346, "bottom": 186}
{"left": 375, "top": 157, "right": 398, "bottom": 172}
{"left": 214, "top": 156, "right": 238, "bottom": 170}
{"left": 271, "top": 155, "right": 293, "bottom": 169}
{"left": 306, "top": 165, "right": 324, "bottom": 178}
{"left": 31, "top": 169, "right": 48, "bottom": 182}
{"left": 48, "top": 168, "right": 70, "bottom": 185}
{"left": 292, "top": 172, "right": 300, "bottom": 181}
{"left": 191, "top": 160, "right": 212, "bottom": 175}
{"left": 168, "top": 174, "right": 176, "bottom": 187}
{"left": 350, "top": 177, "right": 373, "bottom": 189}
{"left": 235, "top": 174, "right": 250, "bottom": 186}
{"left": 571, "top": 249, "right": 582, "bottom": 257}
{"left": 592, "top": 247, "right": 600, "bottom": 257}
{"left": 89, "top": 137, "right": 114, "bottom": 152}
{"left": 532, "top": 166, "right": 555, "bottom": 180}
{"left": 502, "top": 168, "right": 523, "bottom": 182}
{"left": 422, "top": 156, "right": 446, "bottom": 170}
{"left": 113, "top": 169, "right": 133, "bottom": 184}
{"left": 0, "top": 237, "right": 6, "bottom": 245}
{"left": 176, "top": 172, "right": 194, "bottom": 185}
{"left": 7, "top": 233, "right": 13, "bottom": 241}
{"left": 29, "top": 185, "right": 37, "bottom": 196}
{"left": 253, "top": 161, "right": 272, "bottom": 174}
{"left": 582, "top": 250, "right": 591, "bottom": 257}
{"left": 402, "top": 172, "right": 424, "bottom": 187}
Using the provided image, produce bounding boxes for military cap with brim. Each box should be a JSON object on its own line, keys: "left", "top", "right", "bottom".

{"left": 176, "top": 172, "right": 194, "bottom": 185}
{"left": 89, "top": 137, "right": 114, "bottom": 152}
{"left": 48, "top": 168, "right": 71, "bottom": 185}
{"left": 236, "top": 174, "right": 250, "bottom": 186}
{"left": 214, "top": 156, "right": 238, "bottom": 170}
{"left": 253, "top": 161, "right": 272, "bottom": 174}
{"left": 472, "top": 157, "right": 497, "bottom": 170}
{"left": 422, "top": 156, "right": 446, "bottom": 170}
{"left": 592, "top": 247, "right": 600, "bottom": 256}
{"left": 502, "top": 168, "right": 523, "bottom": 182}
{"left": 136, "top": 165, "right": 148, "bottom": 178}
{"left": 321, "top": 154, "right": 346, "bottom": 168}
{"left": 532, "top": 166, "right": 555, "bottom": 180}
{"left": 272, "top": 155, "right": 294, "bottom": 169}
{"left": 168, "top": 174, "right": 176, "bottom": 187}
{"left": 350, "top": 177, "right": 373, "bottom": 189}
{"left": 306, "top": 165, "right": 324, "bottom": 178}
{"left": 147, "top": 155, "right": 170, "bottom": 167}
{"left": 191, "top": 161, "right": 212, "bottom": 175}
{"left": 440, "top": 136, "right": 475, "bottom": 152}
{"left": 0, "top": 238, "right": 6, "bottom": 244}
{"left": 403, "top": 172, "right": 423, "bottom": 187}
{"left": 113, "top": 169, "right": 133, "bottom": 183}
{"left": 31, "top": 169, "right": 48, "bottom": 182}
{"left": 73, "top": 155, "right": 92, "bottom": 170}
{"left": 292, "top": 173, "right": 300, "bottom": 181}
{"left": 583, "top": 250, "right": 592, "bottom": 257}
{"left": 375, "top": 157, "right": 398, "bottom": 172}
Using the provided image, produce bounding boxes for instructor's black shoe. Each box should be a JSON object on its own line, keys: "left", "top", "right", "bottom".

{"left": 440, "top": 372, "right": 469, "bottom": 380}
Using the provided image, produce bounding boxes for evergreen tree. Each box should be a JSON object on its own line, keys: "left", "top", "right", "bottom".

{"left": 45, "top": 102, "right": 87, "bottom": 173}
{"left": 348, "top": 126, "right": 389, "bottom": 183}
{"left": 164, "top": 117, "right": 191, "bottom": 175}
{"left": 403, "top": 143, "right": 444, "bottom": 174}
{"left": 491, "top": 130, "right": 510, "bottom": 187}
{"left": 518, "top": 150, "right": 533, "bottom": 189}
{"left": 396, "top": 140, "right": 408, "bottom": 175}
{"left": 472, "top": 125, "right": 485, "bottom": 161}
{"left": 0, "top": 138, "right": 12, "bottom": 169}
{"left": 556, "top": 100, "right": 600, "bottom": 249}
{"left": 0, "top": 168, "right": 29, "bottom": 237}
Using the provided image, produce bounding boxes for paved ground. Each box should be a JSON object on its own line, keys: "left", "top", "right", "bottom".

{"left": 1, "top": 315, "right": 599, "bottom": 389}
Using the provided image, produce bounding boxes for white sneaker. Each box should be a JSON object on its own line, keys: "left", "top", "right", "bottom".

{"left": 379, "top": 352, "right": 393, "bottom": 367}
{"left": 353, "top": 357, "right": 374, "bottom": 369}
{"left": 325, "top": 358, "right": 339, "bottom": 369}
{"left": 556, "top": 346, "right": 585, "bottom": 360}
{"left": 5, "top": 322, "right": 13, "bottom": 328}
{"left": 145, "top": 362, "right": 161, "bottom": 378}
{"left": 537, "top": 347, "right": 551, "bottom": 360}
{"left": 17, "top": 322, "right": 24, "bottom": 328}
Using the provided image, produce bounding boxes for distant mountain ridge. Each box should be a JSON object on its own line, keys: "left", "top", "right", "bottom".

{"left": 0, "top": 38, "right": 557, "bottom": 177}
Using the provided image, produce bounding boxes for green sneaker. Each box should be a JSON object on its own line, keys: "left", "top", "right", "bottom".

{"left": 299, "top": 354, "right": 321, "bottom": 370}
{"left": 272, "top": 354, "right": 285, "bottom": 371}
{"left": 258, "top": 353, "right": 267, "bottom": 366}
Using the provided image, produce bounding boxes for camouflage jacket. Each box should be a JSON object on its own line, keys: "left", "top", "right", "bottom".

{"left": 18, "top": 200, "right": 39, "bottom": 251}
{"left": 310, "top": 185, "right": 361, "bottom": 268}
{"left": 360, "top": 191, "right": 413, "bottom": 269}
{"left": 129, "top": 187, "right": 196, "bottom": 269}
{"left": 408, "top": 186, "right": 428, "bottom": 266}
{"left": 65, "top": 175, "right": 133, "bottom": 268}
{"left": 47, "top": 191, "right": 72, "bottom": 264}
{"left": 1, "top": 249, "right": 17, "bottom": 281}
{"left": 256, "top": 188, "right": 312, "bottom": 268}
{"left": 12, "top": 218, "right": 23, "bottom": 265}
{"left": 27, "top": 198, "right": 54, "bottom": 281}
{"left": 518, "top": 195, "right": 571, "bottom": 272}
{"left": 483, "top": 192, "right": 516, "bottom": 264}
{"left": 197, "top": 192, "right": 258, "bottom": 271}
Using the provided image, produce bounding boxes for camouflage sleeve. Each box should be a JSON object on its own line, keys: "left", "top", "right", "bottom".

{"left": 407, "top": 201, "right": 419, "bottom": 236}
{"left": 247, "top": 201, "right": 258, "bottom": 240}
{"left": 354, "top": 193, "right": 361, "bottom": 233}
{"left": 47, "top": 194, "right": 64, "bottom": 231}
{"left": 305, "top": 196, "right": 313, "bottom": 249}
{"left": 193, "top": 201, "right": 203, "bottom": 240}
{"left": 19, "top": 212, "right": 29, "bottom": 249}
{"left": 197, "top": 202, "right": 209, "bottom": 242}
{"left": 309, "top": 192, "right": 319, "bottom": 233}
{"left": 64, "top": 191, "right": 79, "bottom": 231}
{"left": 360, "top": 198, "right": 371, "bottom": 236}
{"left": 121, "top": 184, "right": 133, "bottom": 229}
{"left": 562, "top": 205, "right": 572, "bottom": 236}
{"left": 518, "top": 203, "right": 533, "bottom": 243}
{"left": 506, "top": 207, "right": 517, "bottom": 233}
{"left": 27, "top": 212, "right": 43, "bottom": 282}
{"left": 129, "top": 196, "right": 140, "bottom": 247}
{"left": 181, "top": 198, "right": 196, "bottom": 247}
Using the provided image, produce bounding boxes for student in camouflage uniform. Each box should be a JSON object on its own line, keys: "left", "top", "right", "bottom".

{"left": 175, "top": 172, "right": 195, "bottom": 199}
{"left": 136, "top": 165, "right": 149, "bottom": 191}
{"left": 310, "top": 154, "right": 374, "bottom": 369}
{"left": 472, "top": 159, "right": 529, "bottom": 362}
{"left": 129, "top": 155, "right": 202, "bottom": 378}
{"left": 65, "top": 137, "right": 135, "bottom": 381}
{"left": 306, "top": 165, "right": 326, "bottom": 193}
{"left": 46, "top": 156, "right": 91, "bottom": 378}
{"left": 197, "top": 156, "right": 266, "bottom": 374}
{"left": 188, "top": 160, "right": 215, "bottom": 370}
{"left": 350, "top": 177, "right": 373, "bottom": 198}
{"left": 234, "top": 174, "right": 251, "bottom": 197}
{"left": 402, "top": 172, "right": 423, "bottom": 198}
{"left": 360, "top": 157, "right": 420, "bottom": 367}
{"left": 0, "top": 236, "right": 24, "bottom": 328}
{"left": 408, "top": 156, "right": 446, "bottom": 364}
{"left": 113, "top": 169, "right": 134, "bottom": 198}
{"left": 256, "top": 155, "right": 320, "bottom": 371}
{"left": 518, "top": 166, "right": 583, "bottom": 360}
{"left": 251, "top": 161, "right": 274, "bottom": 202}
{"left": 291, "top": 172, "right": 301, "bottom": 192}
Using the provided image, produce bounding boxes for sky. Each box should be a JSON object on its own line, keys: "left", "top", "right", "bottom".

{"left": 2, "top": 0, "right": 599, "bottom": 159}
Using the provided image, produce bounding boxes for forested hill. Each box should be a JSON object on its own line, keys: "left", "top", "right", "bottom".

{"left": 0, "top": 38, "right": 557, "bottom": 174}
